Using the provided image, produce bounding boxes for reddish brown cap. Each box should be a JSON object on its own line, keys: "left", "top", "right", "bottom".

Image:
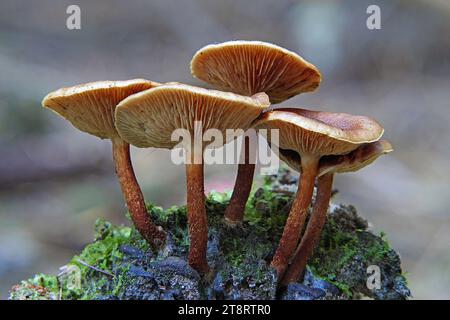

{"left": 190, "top": 41, "right": 321, "bottom": 104}
{"left": 42, "top": 79, "right": 159, "bottom": 139}
{"left": 254, "top": 107, "right": 384, "bottom": 162}
{"left": 115, "top": 83, "right": 270, "bottom": 149}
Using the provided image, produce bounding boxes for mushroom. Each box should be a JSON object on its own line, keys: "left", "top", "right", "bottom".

{"left": 114, "top": 83, "right": 269, "bottom": 273}
{"left": 253, "top": 107, "right": 384, "bottom": 278}
{"left": 42, "top": 79, "right": 166, "bottom": 248}
{"left": 280, "top": 140, "right": 393, "bottom": 285}
{"left": 191, "top": 40, "right": 321, "bottom": 225}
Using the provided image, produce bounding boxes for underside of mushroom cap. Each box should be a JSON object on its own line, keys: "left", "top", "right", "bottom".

{"left": 279, "top": 140, "right": 392, "bottom": 176}
{"left": 319, "top": 140, "right": 393, "bottom": 176}
{"left": 278, "top": 148, "right": 303, "bottom": 173}
{"left": 115, "top": 83, "right": 270, "bottom": 149}
{"left": 42, "top": 79, "right": 159, "bottom": 139}
{"left": 254, "top": 107, "right": 384, "bottom": 158}
{"left": 190, "top": 41, "right": 321, "bottom": 104}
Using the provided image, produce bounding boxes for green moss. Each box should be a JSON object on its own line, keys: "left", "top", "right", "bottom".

{"left": 148, "top": 203, "right": 189, "bottom": 250}
{"left": 208, "top": 190, "right": 231, "bottom": 203}
{"left": 307, "top": 216, "right": 360, "bottom": 296}
{"left": 71, "top": 219, "right": 130, "bottom": 271}
{"left": 244, "top": 185, "right": 290, "bottom": 235}
{"left": 361, "top": 232, "right": 391, "bottom": 263}
{"left": 9, "top": 218, "right": 135, "bottom": 300}
{"left": 9, "top": 274, "right": 59, "bottom": 300}
{"left": 307, "top": 212, "right": 403, "bottom": 297}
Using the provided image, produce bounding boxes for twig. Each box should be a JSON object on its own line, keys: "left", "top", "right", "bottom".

{"left": 76, "top": 259, "right": 115, "bottom": 278}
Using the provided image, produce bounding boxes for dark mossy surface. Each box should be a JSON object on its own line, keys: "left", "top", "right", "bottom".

{"left": 9, "top": 169, "right": 410, "bottom": 300}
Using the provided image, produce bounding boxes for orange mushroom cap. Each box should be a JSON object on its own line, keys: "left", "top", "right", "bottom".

{"left": 191, "top": 41, "right": 321, "bottom": 104}
{"left": 115, "top": 83, "right": 270, "bottom": 149}
{"left": 254, "top": 108, "right": 384, "bottom": 160}
{"left": 42, "top": 79, "right": 159, "bottom": 140}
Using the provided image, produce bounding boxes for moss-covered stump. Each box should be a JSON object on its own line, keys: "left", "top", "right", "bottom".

{"left": 9, "top": 169, "right": 410, "bottom": 300}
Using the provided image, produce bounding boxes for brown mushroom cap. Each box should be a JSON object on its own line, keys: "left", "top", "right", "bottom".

{"left": 318, "top": 140, "right": 393, "bottom": 176}
{"left": 42, "top": 79, "right": 159, "bottom": 139}
{"left": 190, "top": 41, "right": 321, "bottom": 104}
{"left": 254, "top": 108, "right": 384, "bottom": 159}
{"left": 279, "top": 140, "right": 392, "bottom": 175}
{"left": 115, "top": 83, "right": 270, "bottom": 149}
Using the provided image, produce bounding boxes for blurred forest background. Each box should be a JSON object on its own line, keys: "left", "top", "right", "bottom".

{"left": 1, "top": 0, "right": 449, "bottom": 299}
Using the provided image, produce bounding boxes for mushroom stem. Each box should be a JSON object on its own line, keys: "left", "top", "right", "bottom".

{"left": 281, "top": 173, "right": 334, "bottom": 286}
{"left": 112, "top": 138, "right": 165, "bottom": 249}
{"left": 185, "top": 153, "right": 210, "bottom": 273}
{"left": 271, "top": 156, "right": 318, "bottom": 279}
{"left": 224, "top": 137, "right": 255, "bottom": 224}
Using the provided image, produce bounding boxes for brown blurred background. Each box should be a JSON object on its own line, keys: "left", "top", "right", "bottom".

{"left": 0, "top": 0, "right": 449, "bottom": 299}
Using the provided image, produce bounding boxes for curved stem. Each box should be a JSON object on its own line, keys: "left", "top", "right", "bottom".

{"left": 112, "top": 138, "right": 165, "bottom": 249}
{"left": 185, "top": 154, "right": 209, "bottom": 273}
{"left": 271, "top": 157, "right": 318, "bottom": 279}
{"left": 224, "top": 137, "right": 255, "bottom": 224}
{"left": 282, "top": 173, "right": 334, "bottom": 286}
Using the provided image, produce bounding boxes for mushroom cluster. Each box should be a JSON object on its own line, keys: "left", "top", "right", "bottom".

{"left": 42, "top": 41, "right": 392, "bottom": 286}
